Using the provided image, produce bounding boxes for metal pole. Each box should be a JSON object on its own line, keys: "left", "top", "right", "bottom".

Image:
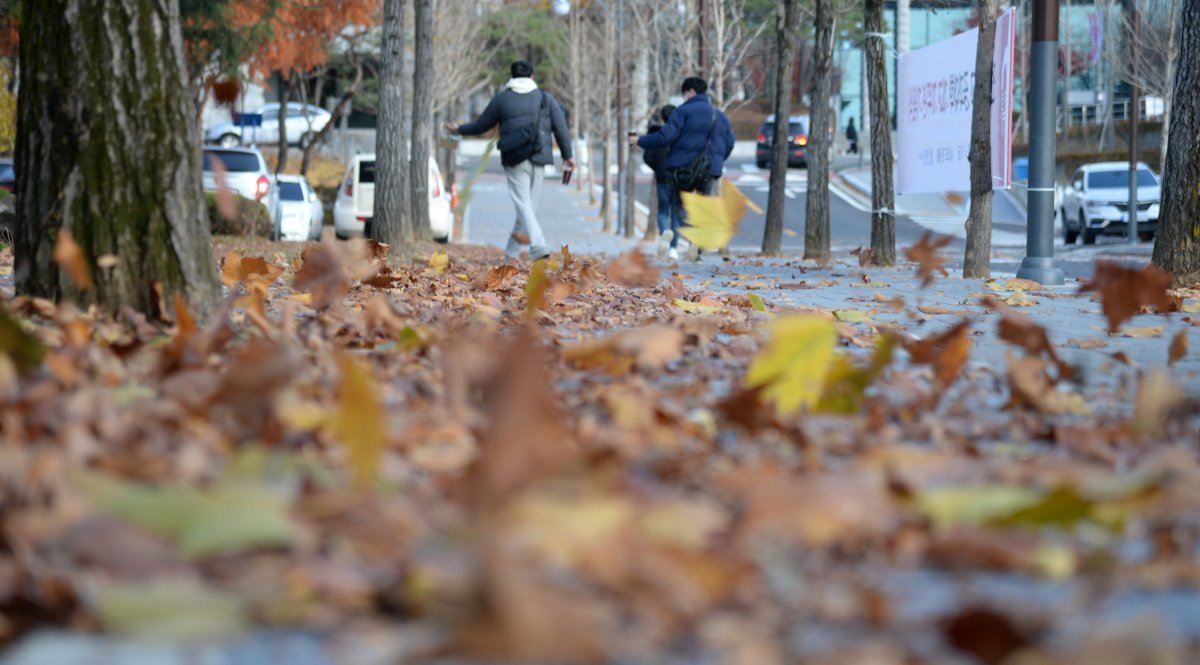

{"left": 1017, "top": 0, "right": 1066, "bottom": 285}
{"left": 1127, "top": 2, "right": 1139, "bottom": 245}
{"left": 616, "top": 0, "right": 626, "bottom": 235}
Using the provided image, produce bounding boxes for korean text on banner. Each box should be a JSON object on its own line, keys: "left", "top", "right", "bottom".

{"left": 896, "top": 9, "right": 1016, "bottom": 195}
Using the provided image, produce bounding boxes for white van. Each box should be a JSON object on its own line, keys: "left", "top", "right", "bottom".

{"left": 333, "top": 155, "right": 451, "bottom": 242}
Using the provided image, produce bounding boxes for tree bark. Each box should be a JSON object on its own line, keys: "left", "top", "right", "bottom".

{"left": 275, "top": 72, "right": 293, "bottom": 174}
{"left": 410, "top": 0, "right": 434, "bottom": 240}
{"left": 373, "top": 0, "right": 411, "bottom": 246}
{"left": 761, "top": 0, "right": 798, "bottom": 257}
{"left": 804, "top": 0, "right": 834, "bottom": 261}
{"left": 1151, "top": 0, "right": 1200, "bottom": 277}
{"left": 865, "top": 0, "right": 896, "bottom": 266}
{"left": 16, "top": 0, "right": 219, "bottom": 317}
{"left": 1158, "top": 0, "right": 1179, "bottom": 173}
{"left": 963, "top": 0, "right": 1000, "bottom": 279}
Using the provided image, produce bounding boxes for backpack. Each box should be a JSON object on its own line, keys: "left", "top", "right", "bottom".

{"left": 668, "top": 108, "right": 717, "bottom": 192}
{"left": 497, "top": 91, "right": 548, "bottom": 166}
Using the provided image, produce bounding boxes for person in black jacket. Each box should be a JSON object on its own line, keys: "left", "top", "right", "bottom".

{"left": 845, "top": 118, "right": 858, "bottom": 155}
{"left": 643, "top": 105, "right": 681, "bottom": 258}
{"left": 446, "top": 60, "right": 574, "bottom": 262}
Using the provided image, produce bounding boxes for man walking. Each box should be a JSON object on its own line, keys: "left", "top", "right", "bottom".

{"left": 643, "top": 104, "right": 682, "bottom": 260}
{"left": 630, "top": 77, "right": 734, "bottom": 260}
{"left": 446, "top": 60, "right": 574, "bottom": 262}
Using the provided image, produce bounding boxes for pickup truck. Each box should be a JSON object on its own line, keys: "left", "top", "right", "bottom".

{"left": 1060, "top": 162, "right": 1160, "bottom": 244}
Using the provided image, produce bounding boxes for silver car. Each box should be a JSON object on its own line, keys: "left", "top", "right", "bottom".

{"left": 205, "top": 103, "right": 331, "bottom": 149}
{"left": 201, "top": 146, "right": 278, "bottom": 230}
{"left": 273, "top": 174, "right": 324, "bottom": 242}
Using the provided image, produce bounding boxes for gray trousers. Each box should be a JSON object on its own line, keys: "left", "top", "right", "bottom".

{"left": 503, "top": 160, "right": 547, "bottom": 259}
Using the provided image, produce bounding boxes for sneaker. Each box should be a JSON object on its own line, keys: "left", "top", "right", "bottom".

{"left": 656, "top": 230, "right": 674, "bottom": 257}
{"left": 685, "top": 244, "right": 700, "bottom": 262}
{"left": 667, "top": 247, "right": 680, "bottom": 261}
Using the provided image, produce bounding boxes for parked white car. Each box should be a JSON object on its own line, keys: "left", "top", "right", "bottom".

{"left": 273, "top": 174, "right": 324, "bottom": 242}
{"left": 201, "top": 146, "right": 278, "bottom": 229}
{"left": 1061, "top": 162, "right": 1160, "bottom": 244}
{"left": 333, "top": 154, "right": 452, "bottom": 242}
{"left": 206, "top": 103, "right": 331, "bottom": 149}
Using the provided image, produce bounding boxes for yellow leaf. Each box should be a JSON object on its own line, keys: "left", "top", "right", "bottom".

{"left": 328, "top": 355, "right": 386, "bottom": 489}
{"left": 679, "top": 184, "right": 749, "bottom": 250}
{"left": 1121, "top": 326, "right": 1164, "bottom": 338}
{"left": 673, "top": 299, "right": 725, "bottom": 315}
{"left": 428, "top": 250, "right": 449, "bottom": 273}
{"left": 1181, "top": 301, "right": 1200, "bottom": 314}
{"left": 287, "top": 292, "right": 313, "bottom": 305}
{"left": 746, "top": 315, "right": 838, "bottom": 414}
{"left": 782, "top": 228, "right": 798, "bottom": 237}
{"left": 749, "top": 293, "right": 767, "bottom": 312}
{"left": 526, "top": 260, "right": 548, "bottom": 317}
{"left": 833, "top": 309, "right": 871, "bottom": 323}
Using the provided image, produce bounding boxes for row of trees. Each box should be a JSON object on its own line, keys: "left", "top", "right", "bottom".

{"left": 9, "top": 0, "right": 1200, "bottom": 317}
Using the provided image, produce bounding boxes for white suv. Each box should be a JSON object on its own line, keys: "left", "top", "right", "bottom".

{"left": 201, "top": 147, "right": 278, "bottom": 230}
{"left": 333, "top": 154, "right": 451, "bottom": 242}
{"left": 1061, "top": 162, "right": 1160, "bottom": 244}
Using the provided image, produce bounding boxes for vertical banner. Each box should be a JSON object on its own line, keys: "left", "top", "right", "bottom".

{"left": 896, "top": 10, "right": 1017, "bottom": 194}
{"left": 991, "top": 8, "right": 1016, "bottom": 190}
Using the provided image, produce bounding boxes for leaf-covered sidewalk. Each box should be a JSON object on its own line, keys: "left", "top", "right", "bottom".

{"left": 1, "top": 237, "right": 1199, "bottom": 664}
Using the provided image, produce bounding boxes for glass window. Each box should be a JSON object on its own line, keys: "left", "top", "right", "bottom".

{"left": 203, "top": 150, "right": 262, "bottom": 173}
{"left": 358, "top": 161, "right": 376, "bottom": 184}
{"left": 1087, "top": 169, "right": 1157, "bottom": 189}
{"left": 287, "top": 106, "right": 309, "bottom": 118}
{"left": 760, "top": 122, "right": 807, "bottom": 140}
{"left": 278, "top": 181, "right": 305, "bottom": 201}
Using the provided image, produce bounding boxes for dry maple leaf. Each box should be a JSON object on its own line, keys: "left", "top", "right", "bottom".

{"left": 903, "top": 320, "right": 972, "bottom": 392}
{"left": 293, "top": 242, "right": 349, "bottom": 309}
{"left": 560, "top": 325, "right": 685, "bottom": 374}
{"left": 1169, "top": 330, "right": 1189, "bottom": 367}
{"left": 483, "top": 264, "right": 521, "bottom": 291}
{"left": 903, "top": 232, "right": 952, "bottom": 288}
{"left": 1079, "top": 261, "right": 1177, "bottom": 333}
{"left": 851, "top": 245, "right": 875, "bottom": 267}
{"left": 604, "top": 251, "right": 660, "bottom": 289}
{"left": 54, "top": 228, "right": 93, "bottom": 290}
{"left": 983, "top": 296, "right": 1073, "bottom": 380}
{"left": 1006, "top": 352, "right": 1088, "bottom": 416}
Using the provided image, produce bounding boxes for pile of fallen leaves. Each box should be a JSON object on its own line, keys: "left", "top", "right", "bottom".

{"left": 1, "top": 238, "right": 1199, "bottom": 664}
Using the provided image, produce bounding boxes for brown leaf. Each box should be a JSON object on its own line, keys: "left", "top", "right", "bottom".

{"left": 54, "top": 229, "right": 93, "bottom": 290}
{"left": 1079, "top": 261, "right": 1177, "bottom": 332}
{"left": 605, "top": 251, "right": 660, "bottom": 288}
{"left": 984, "top": 296, "right": 1073, "bottom": 380}
{"left": 209, "top": 157, "right": 239, "bottom": 223}
{"left": 902, "top": 232, "right": 952, "bottom": 288}
{"left": 484, "top": 263, "right": 521, "bottom": 291}
{"left": 561, "top": 325, "right": 685, "bottom": 374}
{"left": 851, "top": 245, "right": 875, "bottom": 267}
{"left": 293, "top": 242, "right": 349, "bottom": 309}
{"left": 1169, "top": 330, "right": 1189, "bottom": 366}
{"left": 1006, "top": 353, "right": 1088, "bottom": 416}
{"left": 220, "top": 252, "right": 285, "bottom": 289}
{"left": 903, "top": 320, "right": 972, "bottom": 391}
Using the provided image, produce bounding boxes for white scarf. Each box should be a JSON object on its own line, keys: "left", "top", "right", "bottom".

{"left": 504, "top": 77, "right": 539, "bottom": 94}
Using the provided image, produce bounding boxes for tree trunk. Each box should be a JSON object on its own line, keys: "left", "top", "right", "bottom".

{"left": 276, "top": 72, "right": 292, "bottom": 174}
{"left": 373, "top": 0, "right": 411, "bottom": 246}
{"left": 1159, "top": 0, "right": 1179, "bottom": 174}
{"left": 410, "top": 0, "right": 434, "bottom": 240}
{"left": 302, "top": 63, "right": 362, "bottom": 176}
{"left": 1151, "top": 0, "right": 1200, "bottom": 277}
{"left": 804, "top": 0, "right": 834, "bottom": 261}
{"left": 865, "top": 0, "right": 896, "bottom": 266}
{"left": 963, "top": 0, "right": 1000, "bottom": 279}
{"left": 599, "top": 11, "right": 615, "bottom": 231}
{"left": 762, "top": 0, "right": 799, "bottom": 257}
{"left": 16, "top": 0, "right": 219, "bottom": 317}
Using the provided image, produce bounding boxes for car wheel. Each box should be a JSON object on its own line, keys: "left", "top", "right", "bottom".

{"left": 1082, "top": 225, "right": 1097, "bottom": 245}
{"left": 434, "top": 234, "right": 450, "bottom": 245}
{"left": 298, "top": 131, "right": 316, "bottom": 150}
{"left": 1139, "top": 230, "right": 1154, "bottom": 243}
{"left": 335, "top": 231, "right": 349, "bottom": 241}
{"left": 218, "top": 133, "right": 240, "bottom": 148}
{"left": 1062, "top": 209, "right": 1078, "bottom": 244}
{"left": 756, "top": 160, "right": 767, "bottom": 169}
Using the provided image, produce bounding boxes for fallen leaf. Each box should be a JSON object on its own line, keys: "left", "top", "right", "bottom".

{"left": 561, "top": 325, "right": 685, "bottom": 374}
{"left": 429, "top": 250, "right": 450, "bottom": 273}
{"left": 1079, "top": 261, "right": 1176, "bottom": 332}
{"left": 1006, "top": 353, "right": 1089, "bottom": 416}
{"left": 54, "top": 228, "right": 93, "bottom": 290}
{"left": 1120, "top": 326, "right": 1164, "bottom": 338}
{"left": 746, "top": 315, "right": 838, "bottom": 414}
{"left": 904, "top": 320, "right": 972, "bottom": 391}
{"left": 679, "top": 184, "right": 750, "bottom": 250}
{"left": 1065, "top": 338, "right": 1107, "bottom": 349}
{"left": 328, "top": 355, "right": 387, "bottom": 489}
{"left": 93, "top": 580, "right": 247, "bottom": 641}
{"left": 748, "top": 293, "right": 767, "bottom": 312}
{"left": 293, "top": 242, "right": 349, "bottom": 309}
{"left": 605, "top": 251, "right": 659, "bottom": 288}
{"left": 674, "top": 299, "right": 726, "bottom": 315}
{"left": 1131, "top": 369, "right": 1184, "bottom": 438}
{"left": 903, "top": 232, "right": 952, "bottom": 287}
{"left": 833, "top": 309, "right": 871, "bottom": 323}
{"left": 525, "top": 260, "right": 549, "bottom": 317}
{"left": 484, "top": 263, "right": 521, "bottom": 291}
{"left": 1169, "top": 330, "right": 1189, "bottom": 366}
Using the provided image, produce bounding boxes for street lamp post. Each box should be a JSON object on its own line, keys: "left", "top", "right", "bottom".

{"left": 1016, "top": 0, "right": 1066, "bottom": 286}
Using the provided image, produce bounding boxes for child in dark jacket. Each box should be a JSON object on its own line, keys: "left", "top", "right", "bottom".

{"left": 642, "top": 105, "right": 682, "bottom": 258}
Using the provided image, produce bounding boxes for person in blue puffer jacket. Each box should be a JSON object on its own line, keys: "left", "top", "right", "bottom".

{"left": 630, "top": 77, "right": 735, "bottom": 260}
